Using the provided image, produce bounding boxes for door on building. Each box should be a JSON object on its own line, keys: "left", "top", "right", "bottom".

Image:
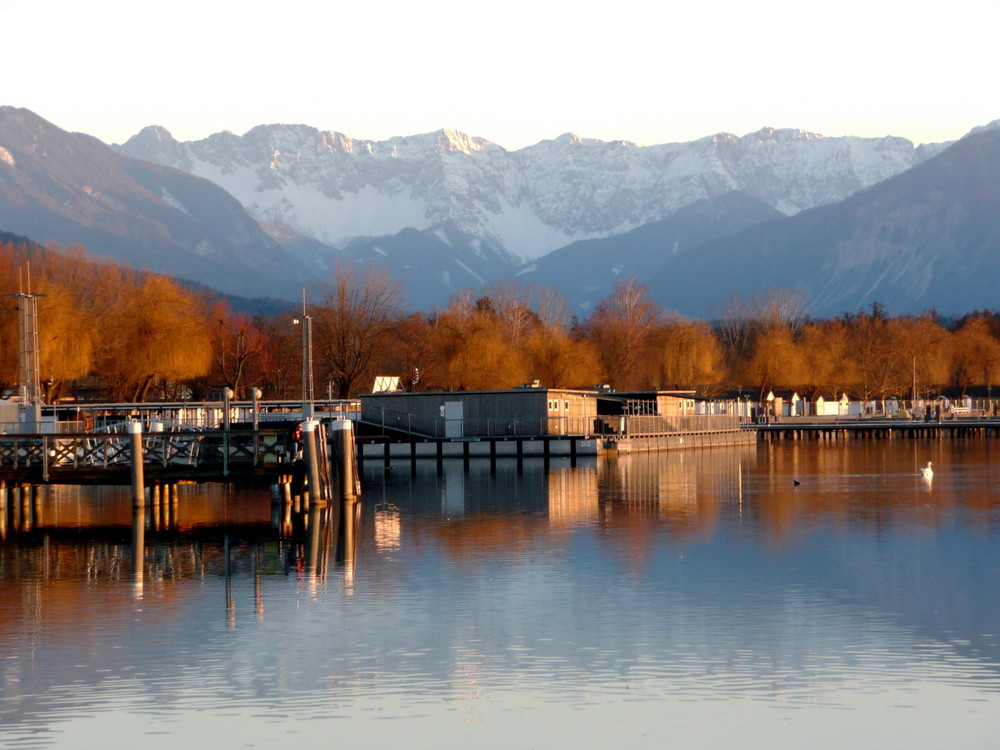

{"left": 444, "top": 401, "right": 464, "bottom": 438}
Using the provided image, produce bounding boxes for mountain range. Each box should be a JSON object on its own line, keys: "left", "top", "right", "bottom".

{"left": 646, "top": 126, "right": 1000, "bottom": 318}
{"left": 0, "top": 105, "right": 997, "bottom": 318}
{"left": 0, "top": 107, "right": 309, "bottom": 299}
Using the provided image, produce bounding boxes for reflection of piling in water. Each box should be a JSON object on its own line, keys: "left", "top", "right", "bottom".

{"left": 19, "top": 485, "right": 32, "bottom": 533}
{"left": 305, "top": 502, "right": 330, "bottom": 576}
{"left": 337, "top": 497, "right": 360, "bottom": 567}
{"left": 254, "top": 544, "right": 265, "bottom": 619}
{"left": 131, "top": 502, "right": 145, "bottom": 581}
{"left": 271, "top": 418, "right": 360, "bottom": 535}
{"left": 266, "top": 418, "right": 363, "bottom": 575}
{"left": 31, "top": 485, "right": 42, "bottom": 528}
{"left": 0, "top": 481, "right": 6, "bottom": 540}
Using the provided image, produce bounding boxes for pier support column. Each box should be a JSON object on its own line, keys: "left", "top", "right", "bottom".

{"left": 302, "top": 419, "right": 325, "bottom": 507}
{"left": 331, "top": 419, "right": 358, "bottom": 500}
{"left": 129, "top": 421, "right": 145, "bottom": 508}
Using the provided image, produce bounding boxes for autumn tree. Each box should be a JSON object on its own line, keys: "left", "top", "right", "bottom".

{"left": 584, "top": 279, "right": 660, "bottom": 389}
{"left": 313, "top": 264, "right": 404, "bottom": 398}
{"left": 37, "top": 285, "right": 95, "bottom": 399}
{"left": 652, "top": 317, "right": 724, "bottom": 390}
{"left": 716, "top": 289, "right": 807, "bottom": 397}
{"left": 842, "top": 303, "right": 909, "bottom": 402}
{"left": 428, "top": 291, "right": 530, "bottom": 390}
{"left": 524, "top": 320, "right": 600, "bottom": 389}
{"left": 893, "top": 315, "right": 952, "bottom": 400}
{"left": 796, "top": 319, "right": 857, "bottom": 399}
{"left": 745, "top": 325, "right": 806, "bottom": 398}
{"left": 482, "top": 280, "right": 540, "bottom": 344}
{"left": 94, "top": 275, "right": 213, "bottom": 401}
{"left": 950, "top": 314, "right": 1000, "bottom": 394}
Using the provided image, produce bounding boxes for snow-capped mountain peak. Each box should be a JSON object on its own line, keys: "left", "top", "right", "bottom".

{"left": 116, "top": 123, "right": 943, "bottom": 261}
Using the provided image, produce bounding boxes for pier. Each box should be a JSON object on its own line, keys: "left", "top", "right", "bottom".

{"left": 0, "top": 427, "right": 301, "bottom": 485}
{"left": 0, "top": 417, "right": 360, "bottom": 529}
{"left": 749, "top": 415, "right": 1000, "bottom": 441}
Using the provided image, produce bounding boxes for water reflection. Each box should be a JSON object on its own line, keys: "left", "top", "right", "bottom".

{"left": 1, "top": 442, "right": 999, "bottom": 749}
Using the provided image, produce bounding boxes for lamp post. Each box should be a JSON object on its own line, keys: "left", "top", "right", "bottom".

{"left": 293, "top": 314, "right": 314, "bottom": 419}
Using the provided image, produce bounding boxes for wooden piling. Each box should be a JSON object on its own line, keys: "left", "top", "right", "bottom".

{"left": 330, "top": 419, "right": 358, "bottom": 500}
{"left": 129, "top": 421, "right": 145, "bottom": 508}
{"left": 302, "top": 419, "right": 325, "bottom": 507}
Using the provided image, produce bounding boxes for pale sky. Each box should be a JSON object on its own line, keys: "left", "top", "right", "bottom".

{"left": 4, "top": 0, "right": 998, "bottom": 149}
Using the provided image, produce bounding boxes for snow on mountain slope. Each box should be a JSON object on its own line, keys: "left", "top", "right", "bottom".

{"left": 116, "top": 124, "right": 942, "bottom": 262}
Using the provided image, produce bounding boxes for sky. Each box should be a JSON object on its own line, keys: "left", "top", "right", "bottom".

{"left": 4, "top": 0, "right": 999, "bottom": 150}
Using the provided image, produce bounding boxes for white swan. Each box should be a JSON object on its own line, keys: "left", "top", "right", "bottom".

{"left": 920, "top": 461, "right": 934, "bottom": 479}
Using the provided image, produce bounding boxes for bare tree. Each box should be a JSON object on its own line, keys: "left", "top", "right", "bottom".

{"left": 749, "top": 288, "right": 807, "bottom": 335}
{"left": 484, "top": 280, "right": 539, "bottom": 343}
{"left": 313, "top": 264, "right": 404, "bottom": 398}
{"left": 212, "top": 303, "right": 269, "bottom": 398}
{"left": 584, "top": 279, "right": 660, "bottom": 389}
{"left": 534, "top": 285, "right": 571, "bottom": 330}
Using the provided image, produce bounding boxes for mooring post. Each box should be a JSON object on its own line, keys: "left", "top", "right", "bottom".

{"left": 301, "top": 419, "right": 324, "bottom": 507}
{"left": 223, "top": 388, "right": 233, "bottom": 477}
{"left": 129, "top": 420, "right": 145, "bottom": 508}
{"left": 330, "top": 419, "right": 357, "bottom": 500}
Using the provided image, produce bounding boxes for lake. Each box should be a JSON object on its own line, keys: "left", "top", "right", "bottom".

{"left": 1, "top": 439, "right": 998, "bottom": 749}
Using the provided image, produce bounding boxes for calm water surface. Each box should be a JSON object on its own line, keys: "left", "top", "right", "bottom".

{"left": 1, "top": 439, "right": 998, "bottom": 749}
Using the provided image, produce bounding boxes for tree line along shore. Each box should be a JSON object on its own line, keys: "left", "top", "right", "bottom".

{"left": 2, "top": 241, "right": 998, "bottom": 405}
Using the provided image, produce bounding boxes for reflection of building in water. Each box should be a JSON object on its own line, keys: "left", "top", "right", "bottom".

{"left": 546, "top": 464, "right": 600, "bottom": 527}
{"left": 598, "top": 446, "right": 754, "bottom": 532}
{"left": 374, "top": 505, "right": 401, "bottom": 552}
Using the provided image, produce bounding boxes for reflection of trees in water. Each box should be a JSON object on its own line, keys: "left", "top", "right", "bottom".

{"left": 6, "top": 440, "right": 1000, "bottom": 590}
{"left": 752, "top": 440, "right": 1000, "bottom": 540}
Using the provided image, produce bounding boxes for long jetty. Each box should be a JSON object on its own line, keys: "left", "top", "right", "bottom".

{"left": 750, "top": 415, "right": 1000, "bottom": 441}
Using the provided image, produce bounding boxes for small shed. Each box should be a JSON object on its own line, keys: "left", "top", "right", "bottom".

{"left": 815, "top": 393, "right": 851, "bottom": 416}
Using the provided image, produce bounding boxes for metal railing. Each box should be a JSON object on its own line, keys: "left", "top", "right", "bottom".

{"left": 49, "top": 400, "right": 361, "bottom": 432}
{"left": 362, "top": 407, "right": 741, "bottom": 440}
{"left": 596, "top": 414, "right": 742, "bottom": 437}
{"left": 0, "top": 429, "right": 299, "bottom": 481}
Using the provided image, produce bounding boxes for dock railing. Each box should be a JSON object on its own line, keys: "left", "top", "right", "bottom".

{"left": 363, "top": 406, "right": 741, "bottom": 440}
{"left": 0, "top": 428, "right": 297, "bottom": 482}
{"left": 596, "top": 414, "right": 742, "bottom": 437}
